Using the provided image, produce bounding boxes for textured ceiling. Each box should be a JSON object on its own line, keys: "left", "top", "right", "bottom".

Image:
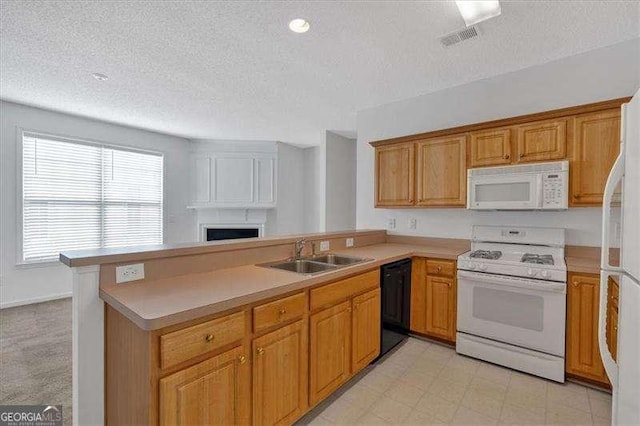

{"left": 1, "top": 1, "right": 639, "bottom": 145}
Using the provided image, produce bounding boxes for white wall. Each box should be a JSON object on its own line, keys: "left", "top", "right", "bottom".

{"left": 0, "top": 101, "right": 196, "bottom": 307}
{"left": 303, "top": 146, "right": 323, "bottom": 233}
{"left": 325, "top": 131, "right": 356, "bottom": 232}
{"left": 356, "top": 38, "right": 640, "bottom": 246}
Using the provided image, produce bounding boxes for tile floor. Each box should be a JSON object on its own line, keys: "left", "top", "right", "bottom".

{"left": 298, "top": 338, "right": 612, "bottom": 426}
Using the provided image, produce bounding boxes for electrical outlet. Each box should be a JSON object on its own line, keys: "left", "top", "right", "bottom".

{"left": 320, "top": 240, "right": 330, "bottom": 251}
{"left": 408, "top": 218, "right": 417, "bottom": 229}
{"left": 386, "top": 218, "right": 396, "bottom": 230}
{"left": 345, "top": 237, "right": 354, "bottom": 248}
{"left": 116, "top": 263, "right": 145, "bottom": 284}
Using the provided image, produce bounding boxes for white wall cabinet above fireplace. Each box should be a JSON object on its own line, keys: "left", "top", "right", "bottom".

{"left": 189, "top": 148, "right": 277, "bottom": 209}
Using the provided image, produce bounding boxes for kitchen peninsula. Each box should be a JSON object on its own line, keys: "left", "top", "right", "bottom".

{"left": 61, "top": 230, "right": 469, "bottom": 425}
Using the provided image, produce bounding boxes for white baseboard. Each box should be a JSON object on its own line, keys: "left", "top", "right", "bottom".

{"left": 0, "top": 292, "right": 72, "bottom": 309}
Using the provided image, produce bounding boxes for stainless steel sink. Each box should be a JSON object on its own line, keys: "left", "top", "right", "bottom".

{"left": 259, "top": 253, "right": 371, "bottom": 275}
{"left": 310, "top": 254, "right": 368, "bottom": 266}
{"left": 264, "top": 259, "right": 338, "bottom": 275}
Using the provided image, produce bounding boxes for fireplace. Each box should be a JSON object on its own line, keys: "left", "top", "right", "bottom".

{"left": 201, "top": 223, "right": 264, "bottom": 242}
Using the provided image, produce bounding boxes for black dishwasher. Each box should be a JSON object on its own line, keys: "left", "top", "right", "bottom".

{"left": 379, "top": 258, "right": 412, "bottom": 358}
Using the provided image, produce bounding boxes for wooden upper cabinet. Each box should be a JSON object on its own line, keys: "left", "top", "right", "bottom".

{"left": 351, "top": 288, "right": 381, "bottom": 373}
{"left": 309, "top": 301, "right": 352, "bottom": 406}
{"left": 566, "top": 273, "right": 609, "bottom": 385}
{"left": 416, "top": 135, "right": 467, "bottom": 207}
{"left": 515, "top": 119, "right": 567, "bottom": 163}
{"left": 253, "top": 320, "right": 308, "bottom": 426}
{"left": 375, "top": 143, "right": 415, "bottom": 206}
{"left": 159, "top": 345, "right": 250, "bottom": 426}
{"left": 468, "top": 128, "right": 512, "bottom": 168}
{"left": 570, "top": 109, "right": 621, "bottom": 206}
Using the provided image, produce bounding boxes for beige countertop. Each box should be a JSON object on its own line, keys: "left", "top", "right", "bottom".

{"left": 100, "top": 242, "right": 467, "bottom": 331}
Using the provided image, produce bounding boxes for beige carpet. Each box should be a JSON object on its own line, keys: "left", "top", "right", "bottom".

{"left": 0, "top": 298, "right": 72, "bottom": 425}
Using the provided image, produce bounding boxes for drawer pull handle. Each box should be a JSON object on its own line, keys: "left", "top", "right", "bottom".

{"left": 257, "top": 347, "right": 264, "bottom": 355}
{"left": 278, "top": 308, "right": 287, "bottom": 315}
{"left": 205, "top": 334, "right": 214, "bottom": 343}
{"left": 238, "top": 355, "right": 247, "bottom": 364}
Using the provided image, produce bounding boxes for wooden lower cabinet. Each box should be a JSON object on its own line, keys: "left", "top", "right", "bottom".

{"left": 352, "top": 288, "right": 381, "bottom": 372}
{"left": 410, "top": 257, "right": 457, "bottom": 343}
{"left": 566, "top": 273, "right": 609, "bottom": 386}
{"left": 106, "top": 270, "right": 382, "bottom": 426}
{"left": 606, "top": 277, "right": 619, "bottom": 362}
{"left": 159, "top": 345, "right": 250, "bottom": 426}
{"left": 252, "top": 320, "right": 307, "bottom": 426}
{"left": 309, "top": 301, "right": 352, "bottom": 406}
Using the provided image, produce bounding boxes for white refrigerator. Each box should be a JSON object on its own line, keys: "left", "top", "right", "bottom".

{"left": 599, "top": 88, "right": 640, "bottom": 425}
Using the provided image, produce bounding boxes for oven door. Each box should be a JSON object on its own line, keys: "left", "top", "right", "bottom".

{"left": 457, "top": 270, "right": 566, "bottom": 356}
{"left": 468, "top": 173, "right": 542, "bottom": 210}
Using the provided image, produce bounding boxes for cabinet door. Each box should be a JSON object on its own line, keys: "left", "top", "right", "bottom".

{"left": 515, "top": 119, "right": 567, "bottom": 163}
{"left": 425, "top": 275, "right": 456, "bottom": 342}
{"left": 309, "top": 301, "right": 351, "bottom": 406}
{"left": 212, "top": 156, "right": 254, "bottom": 204}
{"left": 570, "top": 109, "right": 621, "bottom": 206}
{"left": 253, "top": 320, "right": 307, "bottom": 426}
{"left": 375, "top": 143, "right": 415, "bottom": 206}
{"left": 416, "top": 135, "right": 466, "bottom": 207}
{"left": 468, "top": 128, "right": 512, "bottom": 168}
{"left": 352, "top": 288, "right": 381, "bottom": 373}
{"left": 566, "top": 273, "right": 609, "bottom": 384}
{"left": 159, "top": 345, "right": 250, "bottom": 426}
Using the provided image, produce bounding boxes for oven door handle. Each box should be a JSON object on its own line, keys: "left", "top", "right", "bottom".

{"left": 457, "top": 270, "right": 566, "bottom": 293}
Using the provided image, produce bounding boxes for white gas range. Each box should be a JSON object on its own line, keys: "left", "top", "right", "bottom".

{"left": 456, "top": 225, "right": 567, "bottom": 382}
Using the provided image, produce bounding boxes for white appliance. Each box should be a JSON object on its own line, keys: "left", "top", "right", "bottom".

{"left": 599, "top": 90, "right": 640, "bottom": 426}
{"left": 467, "top": 160, "right": 568, "bottom": 210}
{"left": 456, "top": 225, "right": 567, "bottom": 382}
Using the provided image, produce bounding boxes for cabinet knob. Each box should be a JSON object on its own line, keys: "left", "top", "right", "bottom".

{"left": 238, "top": 355, "right": 247, "bottom": 364}
{"left": 504, "top": 154, "right": 510, "bottom": 160}
{"left": 205, "top": 334, "right": 214, "bottom": 343}
{"left": 437, "top": 266, "right": 442, "bottom": 272}
{"left": 278, "top": 308, "right": 286, "bottom": 315}
{"left": 447, "top": 282, "right": 452, "bottom": 287}
{"left": 256, "top": 347, "right": 264, "bottom": 355}
{"left": 520, "top": 153, "right": 525, "bottom": 158}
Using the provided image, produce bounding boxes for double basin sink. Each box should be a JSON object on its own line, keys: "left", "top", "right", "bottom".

{"left": 259, "top": 254, "right": 372, "bottom": 275}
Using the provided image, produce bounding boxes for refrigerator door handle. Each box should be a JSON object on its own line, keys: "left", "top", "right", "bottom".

{"left": 600, "top": 144, "right": 625, "bottom": 271}
{"left": 598, "top": 271, "right": 619, "bottom": 388}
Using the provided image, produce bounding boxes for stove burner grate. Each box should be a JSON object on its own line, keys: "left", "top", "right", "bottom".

{"left": 521, "top": 253, "right": 554, "bottom": 265}
{"left": 470, "top": 250, "right": 502, "bottom": 260}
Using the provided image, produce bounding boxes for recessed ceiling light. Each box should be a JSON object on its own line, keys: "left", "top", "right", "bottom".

{"left": 288, "top": 18, "right": 310, "bottom": 33}
{"left": 455, "top": 1, "right": 501, "bottom": 27}
{"left": 92, "top": 72, "right": 108, "bottom": 81}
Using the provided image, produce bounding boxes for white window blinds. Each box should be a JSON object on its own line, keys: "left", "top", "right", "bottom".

{"left": 22, "top": 133, "right": 163, "bottom": 263}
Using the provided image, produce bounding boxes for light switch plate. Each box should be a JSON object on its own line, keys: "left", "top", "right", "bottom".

{"left": 345, "top": 237, "right": 354, "bottom": 248}
{"left": 116, "top": 263, "right": 145, "bottom": 284}
{"left": 386, "top": 218, "right": 396, "bottom": 230}
{"left": 320, "top": 241, "right": 330, "bottom": 251}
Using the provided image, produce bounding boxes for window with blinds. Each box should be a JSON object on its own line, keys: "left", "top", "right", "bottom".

{"left": 22, "top": 133, "right": 163, "bottom": 263}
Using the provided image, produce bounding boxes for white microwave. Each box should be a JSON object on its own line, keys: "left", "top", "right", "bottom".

{"left": 467, "top": 161, "right": 569, "bottom": 210}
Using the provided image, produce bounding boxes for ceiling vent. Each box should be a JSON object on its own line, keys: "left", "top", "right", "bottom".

{"left": 439, "top": 26, "right": 480, "bottom": 47}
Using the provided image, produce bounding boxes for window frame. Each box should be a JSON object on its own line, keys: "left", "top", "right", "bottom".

{"left": 16, "top": 127, "right": 165, "bottom": 265}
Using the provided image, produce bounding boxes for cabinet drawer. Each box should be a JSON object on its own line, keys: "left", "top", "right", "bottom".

{"left": 310, "top": 270, "right": 380, "bottom": 310}
{"left": 160, "top": 311, "right": 245, "bottom": 369}
{"left": 253, "top": 292, "right": 306, "bottom": 333}
{"left": 426, "top": 260, "right": 455, "bottom": 277}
